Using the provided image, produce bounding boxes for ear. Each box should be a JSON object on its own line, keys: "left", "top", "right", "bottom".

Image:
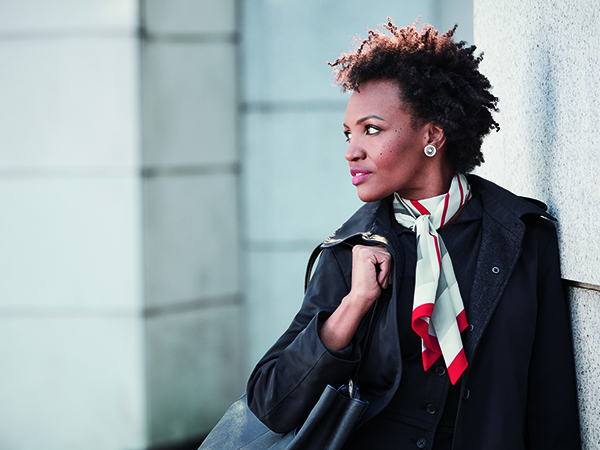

{"left": 426, "top": 123, "right": 446, "bottom": 150}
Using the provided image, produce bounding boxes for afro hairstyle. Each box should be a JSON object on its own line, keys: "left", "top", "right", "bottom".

{"left": 329, "top": 18, "right": 499, "bottom": 174}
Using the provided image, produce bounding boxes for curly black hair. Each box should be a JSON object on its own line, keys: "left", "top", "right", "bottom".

{"left": 329, "top": 18, "right": 499, "bottom": 174}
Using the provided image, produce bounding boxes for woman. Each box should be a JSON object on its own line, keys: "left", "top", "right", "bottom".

{"left": 246, "top": 19, "right": 580, "bottom": 449}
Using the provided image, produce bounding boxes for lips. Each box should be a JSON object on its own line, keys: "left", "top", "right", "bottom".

{"left": 350, "top": 166, "right": 372, "bottom": 185}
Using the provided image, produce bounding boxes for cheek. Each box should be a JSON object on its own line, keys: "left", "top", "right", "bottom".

{"left": 377, "top": 145, "right": 394, "bottom": 163}
{"left": 380, "top": 139, "right": 406, "bottom": 161}
{"left": 381, "top": 138, "right": 400, "bottom": 155}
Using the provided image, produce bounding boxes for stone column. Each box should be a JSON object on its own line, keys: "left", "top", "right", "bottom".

{"left": 142, "top": 0, "right": 245, "bottom": 446}
{"left": 0, "top": 1, "right": 245, "bottom": 448}
{"left": 0, "top": 2, "right": 146, "bottom": 449}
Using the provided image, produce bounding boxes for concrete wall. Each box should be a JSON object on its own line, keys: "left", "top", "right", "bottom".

{"left": 473, "top": 1, "right": 600, "bottom": 448}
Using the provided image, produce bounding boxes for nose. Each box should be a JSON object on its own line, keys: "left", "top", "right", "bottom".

{"left": 345, "top": 139, "right": 365, "bottom": 162}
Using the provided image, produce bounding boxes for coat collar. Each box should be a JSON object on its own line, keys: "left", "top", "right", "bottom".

{"left": 321, "top": 198, "right": 394, "bottom": 248}
{"left": 322, "top": 174, "right": 553, "bottom": 248}
{"left": 467, "top": 174, "right": 554, "bottom": 239}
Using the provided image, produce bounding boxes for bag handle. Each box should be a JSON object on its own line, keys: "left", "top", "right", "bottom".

{"left": 304, "top": 245, "right": 325, "bottom": 293}
{"left": 351, "top": 296, "right": 379, "bottom": 389}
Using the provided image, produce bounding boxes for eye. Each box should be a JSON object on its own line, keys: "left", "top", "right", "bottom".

{"left": 344, "top": 130, "right": 352, "bottom": 142}
{"left": 365, "top": 125, "right": 380, "bottom": 135}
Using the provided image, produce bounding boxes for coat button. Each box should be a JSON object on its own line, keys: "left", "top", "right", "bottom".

{"left": 416, "top": 438, "right": 427, "bottom": 448}
{"left": 467, "top": 324, "right": 474, "bottom": 332}
{"left": 462, "top": 389, "right": 471, "bottom": 400}
{"left": 492, "top": 266, "right": 500, "bottom": 274}
{"left": 426, "top": 403, "right": 437, "bottom": 414}
{"left": 435, "top": 365, "right": 446, "bottom": 376}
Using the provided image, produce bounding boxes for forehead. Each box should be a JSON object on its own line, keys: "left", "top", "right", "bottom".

{"left": 344, "top": 80, "right": 406, "bottom": 120}
{"left": 355, "top": 79, "right": 401, "bottom": 101}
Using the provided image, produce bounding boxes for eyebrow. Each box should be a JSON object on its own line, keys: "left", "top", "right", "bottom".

{"left": 344, "top": 114, "right": 386, "bottom": 128}
{"left": 358, "top": 115, "right": 385, "bottom": 124}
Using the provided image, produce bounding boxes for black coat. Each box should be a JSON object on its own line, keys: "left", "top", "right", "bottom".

{"left": 247, "top": 175, "right": 581, "bottom": 449}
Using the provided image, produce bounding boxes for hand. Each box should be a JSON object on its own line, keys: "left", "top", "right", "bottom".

{"left": 347, "top": 245, "right": 392, "bottom": 313}
{"left": 320, "top": 244, "right": 391, "bottom": 351}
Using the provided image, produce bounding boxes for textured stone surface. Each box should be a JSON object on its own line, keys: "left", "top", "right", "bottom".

{"left": 569, "top": 287, "right": 600, "bottom": 449}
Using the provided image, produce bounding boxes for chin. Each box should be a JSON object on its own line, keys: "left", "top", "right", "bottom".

{"left": 357, "top": 190, "right": 387, "bottom": 203}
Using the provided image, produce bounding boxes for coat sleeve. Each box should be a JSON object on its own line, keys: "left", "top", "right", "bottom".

{"left": 525, "top": 221, "right": 581, "bottom": 449}
{"left": 246, "top": 245, "right": 364, "bottom": 433}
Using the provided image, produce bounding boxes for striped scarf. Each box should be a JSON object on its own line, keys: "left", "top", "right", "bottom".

{"left": 393, "top": 173, "right": 471, "bottom": 385}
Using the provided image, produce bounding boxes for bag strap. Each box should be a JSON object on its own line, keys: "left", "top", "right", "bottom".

{"left": 352, "top": 296, "right": 379, "bottom": 382}
{"left": 304, "top": 241, "right": 355, "bottom": 293}
{"left": 304, "top": 245, "right": 325, "bottom": 293}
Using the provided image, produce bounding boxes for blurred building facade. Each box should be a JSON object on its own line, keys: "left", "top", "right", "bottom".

{"left": 0, "top": 1, "right": 597, "bottom": 449}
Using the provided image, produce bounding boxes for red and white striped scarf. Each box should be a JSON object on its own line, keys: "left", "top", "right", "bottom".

{"left": 393, "top": 173, "right": 471, "bottom": 385}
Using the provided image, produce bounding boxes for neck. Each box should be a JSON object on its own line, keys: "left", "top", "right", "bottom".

{"left": 397, "top": 162, "right": 456, "bottom": 201}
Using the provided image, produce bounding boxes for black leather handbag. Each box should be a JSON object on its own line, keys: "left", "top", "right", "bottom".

{"left": 199, "top": 246, "right": 378, "bottom": 450}
{"left": 198, "top": 381, "right": 368, "bottom": 449}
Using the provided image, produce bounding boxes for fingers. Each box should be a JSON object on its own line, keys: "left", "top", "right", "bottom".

{"left": 350, "top": 245, "right": 392, "bottom": 302}
{"left": 377, "top": 256, "right": 392, "bottom": 289}
{"left": 355, "top": 244, "right": 391, "bottom": 286}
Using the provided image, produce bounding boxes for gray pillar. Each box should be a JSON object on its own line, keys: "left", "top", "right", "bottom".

{"left": 0, "top": 1, "right": 245, "bottom": 448}
{"left": 142, "top": 0, "right": 245, "bottom": 445}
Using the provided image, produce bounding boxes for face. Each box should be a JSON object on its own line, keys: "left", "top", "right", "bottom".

{"left": 343, "top": 79, "right": 434, "bottom": 202}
